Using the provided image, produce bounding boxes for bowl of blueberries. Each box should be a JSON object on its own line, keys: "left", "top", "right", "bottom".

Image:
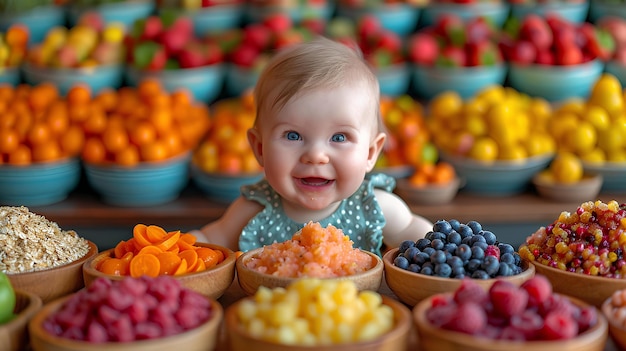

{"left": 382, "top": 219, "right": 535, "bottom": 307}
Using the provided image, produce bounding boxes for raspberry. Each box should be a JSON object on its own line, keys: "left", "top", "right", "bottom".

{"left": 484, "top": 245, "right": 500, "bottom": 261}
{"left": 509, "top": 310, "right": 544, "bottom": 340}
{"left": 443, "top": 302, "right": 487, "bottom": 334}
{"left": 489, "top": 280, "right": 528, "bottom": 318}
{"left": 521, "top": 275, "right": 552, "bottom": 308}
{"left": 542, "top": 310, "right": 579, "bottom": 340}
{"left": 426, "top": 303, "right": 457, "bottom": 328}
{"left": 453, "top": 278, "right": 488, "bottom": 305}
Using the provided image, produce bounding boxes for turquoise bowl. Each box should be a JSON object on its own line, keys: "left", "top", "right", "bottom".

{"left": 67, "top": 0, "right": 156, "bottom": 27}
{"left": 0, "top": 5, "right": 65, "bottom": 45}
{"left": 605, "top": 60, "right": 626, "bottom": 87}
{"left": 377, "top": 63, "right": 411, "bottom": 97}
{"left": 510, "top": 1, "right": 590, "bottom": 23}
{"left": 507, "top": 60, "right": 604, "bottom": 102}
{"left": 224, "top": 63, "right": 259, "bottom": 97}
{"left": 191, "top": 164, "right": 264, "bottom": 203}
{"left": 84, "top": 153, "right": 191, "bottom": 207}
{"left": 189, "top": 5, "right": 244, "bottom": 36}
{"left": 440, "top": 152, "right": 554, "bottom": 196}
{"left": 588, "top": 0, "right": 626, "bottom": 22}
{"left": 243, "top": 2, "right": 334, "bottom": 23}
{"left": 0, "top": 158, "right": 81, "bottom": 206}
{"left": 125, "top": 64, "right": 225, "bottom": 104}
{"left": 21, "top": 64, "right": 124, "bottom": 96}
{"left": 583, "top": 161, "right": 626, "bottom": 193}
{"left": 411, "top": 64, "right": 507, "bottom": 100}
{"left": 419, "top": 2, "right": 510, "bottom": 28}
{"left": 0, "top": 67, "right": 20, "bottom": 86}
{"left": 337, "top": 3, "right": 421, "bottom": 36}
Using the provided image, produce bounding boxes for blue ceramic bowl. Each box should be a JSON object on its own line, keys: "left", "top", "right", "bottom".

{"left": 244, "top": 2, "right": 334, "bottom": 23}
{"left": 84, "top": 153, "right": 191, "bottom": 207}
{"left": 411, "top": 64, "right": 507, "bottom": 100}
{"left": 509, "top": 1, "right": 590, "bottom": 23}
{"left": 67, "top": 0, "right": 156, "bottom": 28}
{"left": 377, "top": 63, "right": 411, "bottom": 97}
{"left": 420, "top": 2, "right": 510, "bottom": 28}
{"left": 605, "top": 60, "right": 626, "bottom": 87}
{"left": 224, "top": 63, "right": 259, "bottom": 97}
{"left": 507, "top": 60, "right": 604, "bottom": 102}
{"left": 125, "top": 64, "right": 225, "bottom": 104}
{"left": 0, "top": 67, "right": 20, "bottom": 86}
{"left": 440, "top": 152, "right": 554, "bottom": 196}
{"left": 588, "top": 0, "right": 626, "bottom": 22}
{"left": 337, "top": 3, "right": 421, "bottom": 36}
{"left": 0, "top": 158, "right": 81, "bottom": 206}
{"left": 187, "top": 5, "right": 244, "bottom": 36}
{"left": 0, "top": 5, "right": 65, "bottom": 45}
{"left": 583, "top": 161, "right": 626, "bottom": 193}
{"left": 21, "top": 64, "right": 124, "bottom": 96}
{"left": 191, "top": 164, "right": 264, "bottom": 203}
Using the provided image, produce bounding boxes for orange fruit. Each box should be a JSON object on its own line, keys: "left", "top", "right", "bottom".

{"left": 138, "top": 79, "right": 162, "bottom": 100}
{"left": 432, "top": 162, "right": 456, "bottom": 185}
{"left": 82, "top": 137, "right": 107, "bottom": 164}
{"left": 218, "top": 153, "right": 242, "bottom": 174}
{"left": 82, "top": 106, "right": 108, "bottom": 135}
{"left": 7, "top": 145, "right": 31, "bottom": 165}
{"left": 59, "top": 125, "right": 85, "bottom": 156}
{"left": 140, "top": 140, "right": 169, "bottom": 161}
{"left": 45, "top": 106, "right": 70, "bottom": 136}
{"left": 32, "top": 140, "right": 62, "bottom": 162}
{"left": 102, "top": 126, "right": 129, "bottom": 153}
{"left": 129, "top": 121, "right": 157, "bottom": 146}
{"left": 26, "top": 122, "right": 52, "bottom": 145}
{"left": 114, "top": 146, "right": 140, "bottom": 166}
{"left": 67, "top": 85, "right": 91, "bottom": 105}
{"left": 0, "top": 128, "right": 20, "bottom": 153}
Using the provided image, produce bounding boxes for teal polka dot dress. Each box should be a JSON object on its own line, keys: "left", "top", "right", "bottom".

{"left": 238, "top": 173, "right": 395, "bottom": 257}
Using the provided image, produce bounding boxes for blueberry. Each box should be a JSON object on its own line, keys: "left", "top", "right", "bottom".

{"left": 497, "top": 262, "right": 512, "bottom": 277}
{"left": 470, "top": 235, "right": 486, "bottom": 245}
{"left": 451, "top": 265, "right": 465, "bottom": 277}
{"left": 471, "top": 246, "right": 485, "bottom": 260}
{"left": 430, "top": 250, "right": 447, "bottom": 264}
{"left": 431, "top": 238, "right": 445, "bottom": 251}
{"left": 498, "top": 243, "right": 515, "bottom": 255}
{"left": 405, "top": 247, "right": 421, "bottom": 263}
{"left": 424, "top": 231, "right": 436, "bottom": 241}
{"left": 433, "top": 220, "right": 453, "bottom": 235}
{"left": 408, "top": 264, "right": 421, "bottom": 274}
{"left": 394, "top": 255, "right": 409, "bottom": 270}
{"left": 481, "top": 255, "right": 500, "bottom": 276}
{"left": 466, "top": 258, "right": 482, "bottom": 273}
{"left": 416, "top": 238, "right": 431, "bottom": 251}
{"left": 471, "top": 270, "right": 490, "bottom": 279}
{"left": 452, "top": 273, "right": 465, "bottom": 279}
{"left": 455, "top": 244, "right": 472, "bottom": 262}
{"left": 399, "top": 240, "right": 415, "bottom": 253}
{"left": 446, "top": 231, "right": 462, "bottom": 245}
{"left": 480, "top": 230, "right": 497, "bottom": 245}
{"left": 467, "top": 220, "right": 482, "bottom": 234}
{"left": 513, "top": 252, "right": 522, "bottom": 266}
{"left": 420, "top": 263, "right": 433, "bottom": 276}
{"left": 500, "top": 252, "right": 515, "bottom": 265}
{"left": 415, "top": 252, "right": 430, "bottom": 265}
{"left": 435, "top": 263, "right": 452, "bottom": 277}
{"left": 443, "top": 243, "right": 458, "bottom": 254}
{"left": 472, "top": 241, "right": 488, "bottom": 251}
{"left": 447, "top": 256, "right": 464, "bottom": 269}
{"left": 457, "top": 224, "right": 473, "bottom": 238}
{"left": 423, "top": 247, "right": 436, "bottom": 256}
{"left": 461, "top": 236, "right": 473, "bottom": 246}
{"left": 449, "top": 219, "right": 461, "bottom": 231}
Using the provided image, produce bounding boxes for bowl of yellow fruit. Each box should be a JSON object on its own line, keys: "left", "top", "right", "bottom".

{"left": 532, "top": 152, "right": 603, "bottom": 202}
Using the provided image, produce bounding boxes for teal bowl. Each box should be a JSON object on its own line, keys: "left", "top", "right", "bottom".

{"left": 0, "top": 5, "right": 65, "bottom": 45}
{"left": 244, "top": 2, "right": 334, "bottom": 23}
{"left": 507, "top": 60, "right": 604, "bottom": 102}
{"left": 125, "top": 64, "right": 225, "bottom": 104}
{"left": 510, "top": 1, "right": 590, "bottom": 23}
{"left": 605, "top": 60, "right": 626, "bottom": 86}
{"left": 189, "top": 5, "right": 244, "bottom": 36}
{"left": 21, "top": 64, "right": 124, "bottom": 96}
{"left": 0, "top": 158, "right": 81, "bottom": 206}
{"left": 224, "top": 63, "right": 259, "bottom": 97}
{"left": 411, "top": 64, "right": 507, "bottom": 100}
{"left": 337, "top": 3, "right": 421, "bottom": 36}
{"left": 377, "top": 63, "right": 411, "bottom": 97}
{"left": 588, "top": 0, "right": 626, "bottom": 22}
{"left": 440, "top": 152, "right": 554, "bottom": 196}
{"left": 0, "top": 67, "right": 20, "bottom": 86}
{"left": 583, "top": 161, "right": 626, "bottom": 193}
{"left": 420, "top": 2, "right": 510, "bottom": 28}
{"left": 67, "top": 0, "right": 156, "bottom": 27}
{"left": 83, "top": 153, "right": 191, "bottom": 207}
{"left": 191, "top": 164, "right": 264, "bottom": 203}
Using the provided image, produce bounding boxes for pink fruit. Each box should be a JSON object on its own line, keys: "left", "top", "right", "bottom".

{"left": 263, "top": 13, "right": 292, "bottom": 34}
{"left": 230, "top": 43, "right": 260, "bottom": 67}
{"left": 357, "top": 14, "right": 381, "bottom": 41}
{"left": 465, "top": 17, "right": 492, "bottom": 45}
{"left": 159, "top": 27, "right": 190, "bottom": 56}
{"left": 519, "top": 14, "right": 553, "bottom": 52}
{"left": 55, "top": 44, "right": 79, "bottom": 68}
{"left": 453, "top": 278, "right": 488, "bottom": 305}
{"left": 535, "top": 49, "right": 554, "bottom": 65}
{"left": 484, "top": 245, "right": 500, "bottom": 260}
{"left": 436, "top": 45, "right": 466, "bottom": 67}
{"left": 444, "top": 302, "right": 487, "bottom": 334}
{"left": 409, "top": 32, "right": 439, "bottom": 65}
{"left": 521, "top": 275, "right": 552, "bottom": 307}
{"left": 78, "top": 11, "right": 105, "bottom": 32}
{"left": 542, "top": 310, "right": 578, "bottom": 340}
{"left": 556, "top": 43, "right": 583, "bottom": 65}
{"left": 510, "top": 40, "right": 537, "bottom": 65}
{"left": 375, "top": 30, "right": 402, "bottom": 52}
{"left": 489, "top": 280, "right": 528, "bottom": 318}
{"left": 138, "top": 16, "right": 163, "bottom": 41}
{"left": 178, "top": 44, "right": 207, "bottom": 68}
{"left": 242, "top": 23, "right": 273, "bottom": 51}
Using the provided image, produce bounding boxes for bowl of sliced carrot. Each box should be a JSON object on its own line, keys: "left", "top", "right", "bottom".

{"left": 82, "top": 223, "right": 237, "bottom": 300}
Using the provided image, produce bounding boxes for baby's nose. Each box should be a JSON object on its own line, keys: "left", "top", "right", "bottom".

{"left": 300, "top": 144, "right": 330, "bottom": 164}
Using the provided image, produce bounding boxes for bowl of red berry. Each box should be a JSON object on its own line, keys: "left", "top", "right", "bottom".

{"left": 383, "top": 219, "right": 535, "bottom": 307}
{"left": 28, "top": 275, "right": 223, "bottom": 351}
{"left": 413, "top": 275, "right": 608, "bottom": 351}
{"left": 519, "top": 200, "right": 626, "bottom": 307}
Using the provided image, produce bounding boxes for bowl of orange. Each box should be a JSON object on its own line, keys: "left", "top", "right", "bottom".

{"left": 82, "top": 224, "right": 237, "bottom": 300}
{"left": 394, "top": 162, "right": 462, "bottom": 205}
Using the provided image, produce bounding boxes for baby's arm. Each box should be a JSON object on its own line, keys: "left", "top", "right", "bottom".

{"left": 374, "top": 189, "right": 433, "bottom": 249}
{"left": 190, "top": 197, "right": 264, "bottom": 251}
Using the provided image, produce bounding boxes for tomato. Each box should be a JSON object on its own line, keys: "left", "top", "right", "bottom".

{"left": 0, "top": 272, "right": 16, "bottom": 324}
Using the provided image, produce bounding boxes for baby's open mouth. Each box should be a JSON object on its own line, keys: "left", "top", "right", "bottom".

{"left": 300, "top": 178, "right": 332, "bottom": 186}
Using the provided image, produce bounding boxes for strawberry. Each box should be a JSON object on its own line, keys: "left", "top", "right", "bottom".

{"left": 408, "top": 32, "right": 439, "bottom": 65}
{"left": 132, "top": 16, "right": 163, "bottom": 41}
{"left": 230, "top": 43, "right": 260, "bottom": 67}
{"left": 466, "top": 41, "right": 501, "bottom": 66}
{"left": 465, "top": 16, "right": 493, "bottom": 45}
{"left": 436, "top": 45, "right": 466, "bottom": 67}
{"left": 579, "top": 22, "right": 615, "bottom": 61}
{"left": 556, "top": 43, "right": 583, "bottom": 65}
{"left": 357, "top": 15, "right": 382, "bottom": 42}
{"left": 178, "top": 41, "right": 207, "bottom": 68}
{"left": 434, "top": 14, "right": 465, "bottom": 47}
{"left": 242, "top": 23, "right": 273, "bottom": 51}
{"left": 518, "top": 14, "right": 553, "bottom": 52}
{"left": 509, "top": 40, "right": 537, "bottom": 65}
{"left": 263, "top": 13, "right": 292, "bottom": 34}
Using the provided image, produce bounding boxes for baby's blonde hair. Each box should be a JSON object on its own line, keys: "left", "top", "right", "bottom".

{"left": 253, "top": 36, "right": 383, "bottom": 132}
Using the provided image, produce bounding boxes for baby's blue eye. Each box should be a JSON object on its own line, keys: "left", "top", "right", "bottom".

{"left": 331, "top": 134, "right": 346, "bottom": 142}
{"left": 286, "top": 131, "right": 301, "bottom": 140}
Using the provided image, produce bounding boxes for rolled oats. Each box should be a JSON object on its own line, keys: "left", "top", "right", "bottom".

{"left": 0, "top": 206, "right": 90, "bottom": 274}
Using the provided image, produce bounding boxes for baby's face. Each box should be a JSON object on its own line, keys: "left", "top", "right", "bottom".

{"left": 249, "top": 83, "right": 384, "bottom": 217}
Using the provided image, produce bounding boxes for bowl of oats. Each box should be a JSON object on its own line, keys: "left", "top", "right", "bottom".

{"left": 0, "top": 206, "right": 98, "bottom": 303}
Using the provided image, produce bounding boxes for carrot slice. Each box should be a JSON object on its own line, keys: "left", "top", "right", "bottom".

{"left": 179, "top": 249, "right": 198, "bottom": 272}
{"left": 133, "top": 224, "right": 152, "bottom": 248}
{"left": 146, "top": 225, "right": 167, "bottom": 243}
{"left": 173, "top": 259, "right": 188, "bottom": 275}
{"left": 138, "top": 245, "right": 164, "bottom": 256}
{"left": 179, "top": 233, "right": 197, "bottom": 245}
{"left": 114, "top": 240, "right": 128, "bottom": 258}
{"left": 99, "top": 258, "right": 129, "bottom": 276}
{"left": 166, "top": 244, "right": 180, "bottom": 254}
{"left": 177, "top": 238, "right": 196, "bottom": 252}
{"left": 197, "top": 247, "right": 221, "bottom": 269}
{"left": 121, "top": 251, "right": 134, "bottom": 263}
{"left": 157, "top": 252, "right": 182, "bottom": 275}
{"left": 194, "top": 258, "right": 206, "bottom": 272}
{"left": 155, "top": 230, "right": 180, "bottom": 251}
{"left": 130, "top": 254, "right": 160, "bottom": 278}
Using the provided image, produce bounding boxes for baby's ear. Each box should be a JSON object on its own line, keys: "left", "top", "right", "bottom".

{"left": 247, "top": 128, "right": 264, "bottom": 166}
{"left": 366, "top": 132, "right": 386, "bottom": 171}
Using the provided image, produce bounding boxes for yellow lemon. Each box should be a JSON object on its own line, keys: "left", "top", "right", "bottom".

{"left": 550, "top": 152, "right": 583, "bottom": 184}
{"left": 528, "top": 97, "right": 552, "bottom": 120}
{"left": 589, "top": 73, "right": 624, "bottom": 115}
{"left": 468, "top": 137, "right": 498, "bottom": 161}
{"left": 598, "top": 127, "right": 624, "bottom": 153}
{"left": 499, "top": 143, "right": 528, "bottom": 161}
{"left": 582, "top": 105, "right": 610, "bottom": 131}
{"left": 607, "top": 150, "right": 626, "bottom": 163}
{"left": 429, "top": 91, "right": 463, "bottom": 120}
{"left": 556, "top": 98, "right": 586, "bottom": 116}
{"left": 463, "top": 97, "right": 488, "bottom": 116}
{"left": 565, "top": 121, "right": 597, "bottom": 154}
{"left": 475, "top": 85, "right": 506, "bottom": 105}
{"left": 465, "top": 113, "right": 487, "bottom": 137}
{"left": 549, "top": 112, "right": 579, "bottom": 144}
{"left": 525, "top": 133, "right": 556, "bottom": 156}
{"left": 579, "top": 148, "right": 606, "bottom": 164}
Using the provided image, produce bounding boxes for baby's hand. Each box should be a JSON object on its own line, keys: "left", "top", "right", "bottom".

{"left": 189, "top": 229, "right": 209, "bottom": 243}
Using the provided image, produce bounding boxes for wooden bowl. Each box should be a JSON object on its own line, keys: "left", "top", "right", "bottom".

{"left": 82, "top": 243, "right": 236, "bottom": 300}
{"left": 236, "top": 247, "right": 383, "bottom": 296}
{"left": 530, "top": 260, "right": 626, "bottom": 307}
{"left": 413, "top": 293, "right": 608, "bottom": 351}
{"left": 532, "top": 173, "right": 603, "bottom": 203}
{"left": 601, "top": 294, "right": 626, "bottom": 350}
{"left": 7, "top": 240, "right": 98, "bottom": 303}
{"left": 0, "top": 289, "right": 43, "bottom": 351}
{"left": 225, "top": 295, "right": 411, "bottom": 351}
{"left": 28, "top": 293, "right": 223, "bottom": 351}
{"left": 383, "top": 248, "right": 535, "bottom": 307}
{"left": 394, "top": 177, "right": 462, "bottom": 205}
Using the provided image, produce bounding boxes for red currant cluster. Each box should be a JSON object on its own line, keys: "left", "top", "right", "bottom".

{"left": 520, "top": 200, "right": 626, "bottom": 278}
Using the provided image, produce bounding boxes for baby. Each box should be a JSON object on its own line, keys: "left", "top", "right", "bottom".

{"left": 193, "top": 36, "right": 432, "bottom": 256}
